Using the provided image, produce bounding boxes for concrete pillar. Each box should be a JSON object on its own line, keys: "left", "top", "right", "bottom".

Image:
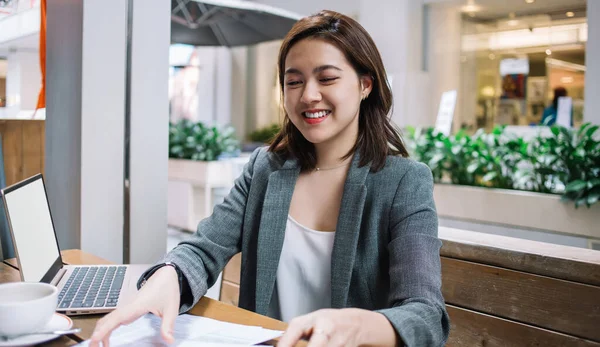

{"left": 128, "top": 0, "right": 170, "bottom": 264}
{"left": 46, "top": 0, "right": 168, "bottom": 264}
{"left": 428, "top": 4, "right": 462, "bottom": 131}
{"left": 584, "top": 1, "right": 599, "bottom": 125}
{"left": 230, "top": 47, "right": 248, "bottom": 141}
{"left": 358, "top": 0, "right": 430, "bottom": 128}
{"left": 194, "top": 47, "right": 217, "bottom": 124}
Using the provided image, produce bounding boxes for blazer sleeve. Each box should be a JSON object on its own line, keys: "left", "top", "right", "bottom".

{"left": 375, "top": 160, "right": 450, "bottom": 347}
{"left": 143, "top": 147, "right": 262, "bottom": 313}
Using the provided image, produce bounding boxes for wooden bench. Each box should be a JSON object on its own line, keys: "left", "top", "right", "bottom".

{"left": 220, "top": 227, "right": 600, "bottom": 346}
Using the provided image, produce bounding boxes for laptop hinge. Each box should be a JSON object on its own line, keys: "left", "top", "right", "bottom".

{"left": 51, "top": 268, "right": 68, "bottom": 286}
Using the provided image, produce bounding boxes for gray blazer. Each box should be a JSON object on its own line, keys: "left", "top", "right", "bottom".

{"left": 158, "top": 147, "right": 450, "bottom": 346}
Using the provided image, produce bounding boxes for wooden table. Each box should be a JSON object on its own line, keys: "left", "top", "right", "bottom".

{"left": 1, "top": 250, "right": 298, "bottom": 346}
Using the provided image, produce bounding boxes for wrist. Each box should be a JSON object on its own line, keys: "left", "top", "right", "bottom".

{"left": 138, "top": 262, "right": 183, "bottom": 294}
{"left": 355, "top": 309, "right": 397, "bottom": 347}
{"left": 155, "top": 264, "right": 178, "bottom": 277}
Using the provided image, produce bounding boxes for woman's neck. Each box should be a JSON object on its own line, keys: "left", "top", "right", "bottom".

{"left": 314, "top": 127, "right": 357, "bottom": 169}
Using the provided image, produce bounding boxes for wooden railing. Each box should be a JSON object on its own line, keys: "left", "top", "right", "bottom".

{"left": 220, "top": 227, "right": 600, "bottom": 346}
{"left": 439, "top": 227, "right": 600, "bottom": 346}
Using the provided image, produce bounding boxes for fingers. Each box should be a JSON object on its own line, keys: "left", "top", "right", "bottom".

{"left": 277, "top": 317, "right": 311, "bottom": 347}
{"left": 306, "top": 328, "right": 329, "bottom": 347}
{"left": 160, "top": 301, "right": 179, "bottom": 344}
{"left": 90, "top": 305, "right": 146, "bottom": 346}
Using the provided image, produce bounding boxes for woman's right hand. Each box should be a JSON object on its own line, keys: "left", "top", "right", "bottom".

{"left": 89, "top": 265, "right": 181, "bottom": 347}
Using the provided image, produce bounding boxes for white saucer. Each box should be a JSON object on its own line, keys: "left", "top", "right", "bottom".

{"left": 0, "top": 312, "right": 74, "bottom": 347}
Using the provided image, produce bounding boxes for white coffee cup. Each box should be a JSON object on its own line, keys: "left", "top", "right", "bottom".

{"left": 0, "top": 282, "right": 58, "bottom": 336}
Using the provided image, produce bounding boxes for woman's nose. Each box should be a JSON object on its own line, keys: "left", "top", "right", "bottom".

{"left": 300, "top": 81, "right": 322, "bottom": 104}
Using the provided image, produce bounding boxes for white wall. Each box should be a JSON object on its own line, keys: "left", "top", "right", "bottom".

{"left": 4, "top": 50, "right": 40, "bottom": 117}
{"left": 0, "top": 5, "right": 39, "bottom": 45}
{"left": 4, "top": 53, "right": 20, "bottom": 117}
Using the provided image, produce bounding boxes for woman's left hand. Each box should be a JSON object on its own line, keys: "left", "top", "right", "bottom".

{"left": 277, "top": 308, "right": 397, "bottom": 347}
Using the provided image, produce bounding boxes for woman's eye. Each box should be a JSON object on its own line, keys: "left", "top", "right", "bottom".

{"left": 286, "top": 81, "right": 302, "bottom": 86}
{"left": 320, "top": 77, "right": 338, "bottom": 83}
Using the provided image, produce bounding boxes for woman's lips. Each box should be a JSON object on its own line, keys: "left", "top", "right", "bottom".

{"left": 303, "top": 115, "right": 328, "bottom": 125}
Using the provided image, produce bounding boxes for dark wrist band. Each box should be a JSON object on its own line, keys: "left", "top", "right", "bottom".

{"left": 137, "top": 262, "right": 184, "bottom": 295}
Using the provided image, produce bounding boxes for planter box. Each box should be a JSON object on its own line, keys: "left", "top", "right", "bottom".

{"left": 167, "top": 159, "right": 234, "bottom": 231}
{"left": 434, "top": 184, "right": 600, "bottom": 241}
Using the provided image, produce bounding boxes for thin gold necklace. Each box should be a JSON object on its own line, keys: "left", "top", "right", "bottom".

{"left": 315, "top": 161, "right": 350, "bottom": 171}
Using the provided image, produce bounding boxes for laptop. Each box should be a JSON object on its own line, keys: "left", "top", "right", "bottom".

{"left": 1, "top": 174, "right": 151, "bottom": 315}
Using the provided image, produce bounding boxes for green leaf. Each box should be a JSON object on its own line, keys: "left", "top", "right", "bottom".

{"left": 588, "top": 193, "right": 600, "bottom": 206}
{"left": 467, "top": 162, "right": 480, "bottom": 174}
{"left": 575, "top": 197, "right": 587, "bottom": 209}
{"left": 428, "top": 153, "right": 445, "bottom": 168}
{"left": 578, "top": 123, "right": 591, "bottom": 137}
{"left": 585, "top": 125, "right": 599, "bottom": 139}
{"left": 483, "top": 172, "right": 498, "bottom": 182}
{"left": 565, "top": 180, "right": 587, "bottom": 192}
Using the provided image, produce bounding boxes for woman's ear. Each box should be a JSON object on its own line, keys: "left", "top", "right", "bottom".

{"left": 360, "top": 75, "right": 374, "bottom": 100}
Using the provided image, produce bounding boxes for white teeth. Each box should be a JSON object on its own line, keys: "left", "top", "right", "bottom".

{"left": 303, "top": 110, "right": 331, "bottom": 118}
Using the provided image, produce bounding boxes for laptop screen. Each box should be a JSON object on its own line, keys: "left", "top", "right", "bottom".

{"left": 3, "top": 175, "right": 61, "bottom": 282}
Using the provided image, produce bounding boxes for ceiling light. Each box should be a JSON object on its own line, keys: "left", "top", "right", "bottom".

{"left": 525, "top": 0, "right": 535, "bottom": 3}
{"left": 560, "top": 76, "right": 574, "bottom": 84}
{"left": 546, "top": 49, "right": 552, "bottom": 55}
{"left": 461, "top": 0, "right": 481, "bottom": 13}
{"left": 462, "top": 4, "right": 481, "bottom": 13}
{"left": 566, "top": 11, "right": 575, "bottom": 17}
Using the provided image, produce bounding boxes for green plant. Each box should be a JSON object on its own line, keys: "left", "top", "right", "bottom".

{"left": 248, "top": 123, "right": 281, "bottom": 144}
{"left": 168, "top": 119, "right": 239, "bottom": 161}
{"left": 555, "top": 123, "right": 600, "bottom": 207}
{"left": 467, "top": 126, "right": 529, "bottom": 189}
{"left": 405, "top": 123, "right": 600, "bottom": 208}
{"left": 405, "top": 127, "right": 445, "bottom": 182}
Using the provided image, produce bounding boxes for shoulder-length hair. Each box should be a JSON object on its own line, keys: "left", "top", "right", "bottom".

{"left": 268, "top": 10, "right": 409, "bottom": 172}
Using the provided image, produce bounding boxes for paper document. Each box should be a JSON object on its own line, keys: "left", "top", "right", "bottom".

{"left": 75, "top": 313, "right": 283, "bottom": 346}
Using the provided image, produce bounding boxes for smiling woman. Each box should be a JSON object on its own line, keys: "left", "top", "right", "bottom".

{"left": 270, "top": 10, "right": 408, "bottom": 173}
{"left": 90, "top": 10, "right": 449, "bottom": 347}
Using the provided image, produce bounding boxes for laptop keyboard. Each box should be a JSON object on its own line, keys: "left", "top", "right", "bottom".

{"left": 58, "top": 266, "right": 127, "bottom": 309}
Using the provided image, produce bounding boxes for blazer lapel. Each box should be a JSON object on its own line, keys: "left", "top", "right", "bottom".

{"left": 331, "top": 154, "right": 370, "bottom": 308}
{"left": 255, "top": 157, "right": 300, "bottom": 315}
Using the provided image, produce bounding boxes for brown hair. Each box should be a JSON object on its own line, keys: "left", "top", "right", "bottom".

{"left": 552, "top": 86, "right": 567, "bottom": 110}
{"left": 268, "top": 10, "right": 409, "bottom": 172}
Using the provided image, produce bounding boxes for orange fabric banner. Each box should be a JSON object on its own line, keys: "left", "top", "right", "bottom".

{"left": 36, "top": 0, "right": 46, "bottom": 110}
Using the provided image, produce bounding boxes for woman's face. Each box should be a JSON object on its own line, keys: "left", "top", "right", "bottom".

{"left": 283, "top": 38, "right": 372, "bottom": 146}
